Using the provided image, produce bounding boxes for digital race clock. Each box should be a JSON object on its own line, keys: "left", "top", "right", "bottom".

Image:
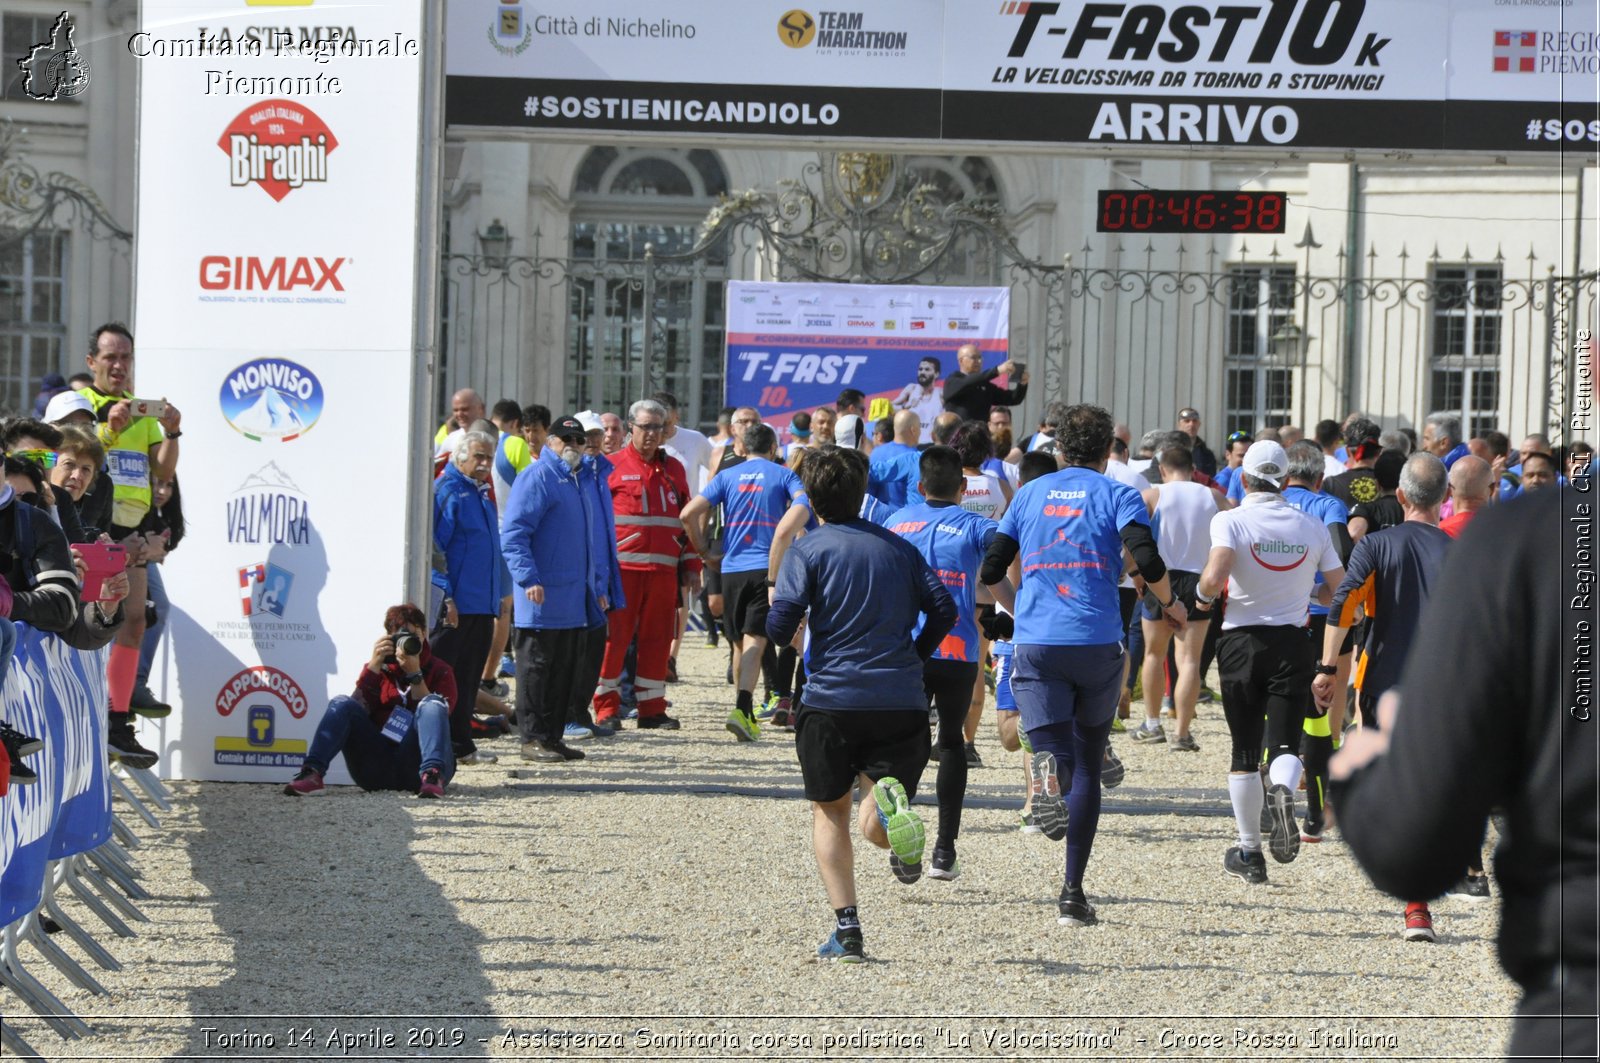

{"left": 1096, "top": 190, "right": 1287, "bottom": 234}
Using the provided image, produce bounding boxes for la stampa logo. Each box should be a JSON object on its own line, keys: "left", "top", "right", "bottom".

{"left": 219, "top": 99, "right": 337, "bottom": 202}
{"left": 1493, "top": 31, "right": 1537, "bottom": 73}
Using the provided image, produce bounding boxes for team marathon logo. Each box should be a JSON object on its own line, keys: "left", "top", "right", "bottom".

{"left": 227, "top": 463, "right": 311, "bottom": 546}
{"left": 776, "top": 8, "right": 907, "bottom": 54}
{"left": 214, "top": 669, "right": 309, "bottom": 768}
{"left": 219, "top": 358, "right": 324, "bottom": 442}
{"left": 14, "top": 11, "right": 90, "bottom": 101}
{"left": 1249, "top": 539, "right": 1309, "bottom": 572}
{"left": 219, "top": 99, "right": 337, "bottom": 202}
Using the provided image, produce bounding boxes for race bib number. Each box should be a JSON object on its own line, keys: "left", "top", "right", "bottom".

{"left": 107, "top": 449, "right": 150, "bottom": 490}
{"left": 380, "top": 706, "right": 415, "bottom": 743}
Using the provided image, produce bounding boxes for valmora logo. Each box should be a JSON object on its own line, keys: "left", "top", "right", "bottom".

{"left": 220, "top": 358, "right": 324, "bottom": 442}
{"left": 200, "top": 255, "right": 344, "bottom": 291}
{"left": 215, "top": 665, "right": 308, "bottom": 719}
{"left": 219, "top": 98, "right": 337, "bottom": 202}
{"left": 1249, "top": 540, "right": 1308, "bottom": 571}
{"left": 228, "top": 462, "right": 310, "bottom": 545}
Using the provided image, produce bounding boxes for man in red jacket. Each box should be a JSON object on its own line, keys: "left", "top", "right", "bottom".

{"left": 594, "top": 399, "right": 701, "bottom": 730}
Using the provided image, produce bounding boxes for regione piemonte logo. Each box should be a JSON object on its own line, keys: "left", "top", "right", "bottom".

{"left": 1493, "top": 31, "right": 1537, "bottom": 73}
{"left": 219, "top": 99, "right": 337, "bottom": 202}
{"left": 219, "top": 358, "right": 324, "bottom": 442}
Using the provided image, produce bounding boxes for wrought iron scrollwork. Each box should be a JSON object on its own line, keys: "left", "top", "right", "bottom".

{"left": 0, "top": 120, "right": 130, "bottom": 247}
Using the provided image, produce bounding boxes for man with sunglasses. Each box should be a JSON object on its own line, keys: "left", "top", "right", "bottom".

{"left": 591, "top": 399, "right": 700, "bottom": 731}
{"left": 1176, "top": 408, "right": 1217, "bottom": 476}
{"left": 76, "top": 323, "right": 182, "bottom": 767}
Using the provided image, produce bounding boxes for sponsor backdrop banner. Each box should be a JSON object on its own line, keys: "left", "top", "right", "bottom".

{"left": 725, "top": 281, "right": 1010, "bottom": 435}
{"left": 445, "top": 0, "right": 1595, "bottom": 154}
{"left": 134, "top": 0, "right": 425, "bottom": 781}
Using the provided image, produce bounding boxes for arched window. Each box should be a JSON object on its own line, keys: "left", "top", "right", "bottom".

{"left": 568, "top": 148, "right": 729, "bottom": 429}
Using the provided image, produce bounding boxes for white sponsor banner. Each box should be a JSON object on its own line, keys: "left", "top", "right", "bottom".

{"left": 445, "top": 0, "right": 1595, "bottom": 153}
{"left": 134, "top": 0, "right": 425, "bottom": 781}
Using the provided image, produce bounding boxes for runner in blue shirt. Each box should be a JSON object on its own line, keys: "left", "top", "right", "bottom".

{"left": 980, "top": 404, "right": 1184, "bottom": 927}
{"left": 888, "top": 446, "right": 1010, "bottom": 882}
{"left": 766, "top": 445, "right": 957, "bottom": 962}
{"left": 682, "top": 424, "right": 805, "bottom": 742}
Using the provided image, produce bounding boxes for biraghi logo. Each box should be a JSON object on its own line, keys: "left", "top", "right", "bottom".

{"left": 219, "top": 98, "right": 337, "bottom": 202}
{"left": 219, "top": 358, "right": 323, "bottom": 441}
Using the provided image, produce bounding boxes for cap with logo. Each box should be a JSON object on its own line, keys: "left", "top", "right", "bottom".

{"left": 552, "top": 416, "right": 588, "bottom": 444}
{"left": 44, "top": 391, "right": 95, "bottom": 424}
{"left": 575, "top": 410, "right": 604, "bottom": 434}
{"left": 834, "top": 414, "right": 865, "bottom": 449}
{"left": 1241, "top": 440, "right": 1289, "bottom": 487}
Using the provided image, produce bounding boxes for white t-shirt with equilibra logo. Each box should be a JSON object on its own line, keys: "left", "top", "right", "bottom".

{"left": 1210, "top": 492, "right": 1341, "bottom": 630}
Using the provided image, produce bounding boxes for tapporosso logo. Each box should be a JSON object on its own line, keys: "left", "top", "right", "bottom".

{"left": 216, "top": 666, "right": 308, "bottom": 718}
{"left": 220, "top": 358, "right": 323, "bottom": 442}
{"left": 219, "top": 98, "right": 337, "bottom": 202}
{"left": 1249, "top": 540, "right": 1308, "bottom": 571}
{"left": 214, "top": 671, "right": 309, "bottom": 768}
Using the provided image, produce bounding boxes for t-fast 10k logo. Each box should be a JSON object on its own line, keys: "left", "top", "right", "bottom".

{"left": 219, "top": 98, "right": 337, "bottom": 202}
{"left": 219, "top": 358, "right": 324, "bottom": 442}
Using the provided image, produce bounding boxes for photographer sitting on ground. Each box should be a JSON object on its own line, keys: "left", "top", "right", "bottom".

{"left": 284, "top": 604, "right": 459, "bottom": 799}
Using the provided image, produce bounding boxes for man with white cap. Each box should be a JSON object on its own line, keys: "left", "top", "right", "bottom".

{"left": 559, "top": 411, "right": 624, "bottom": 741}
{"left": 1194, "top": 440, "right": 1345, "bottom": 885}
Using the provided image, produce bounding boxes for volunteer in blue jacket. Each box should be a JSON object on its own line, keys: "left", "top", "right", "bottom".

{"left": 980, "top": 404, "right": 1184, "bottom": 928}
{"left": 431, "top": 430, "right": 504, "bottom": 763}
{"left": 502, "top": 417, "right": 609, "bottom": 763}
{"left": 562, "top": 411, "right": 625, "bottom": 741}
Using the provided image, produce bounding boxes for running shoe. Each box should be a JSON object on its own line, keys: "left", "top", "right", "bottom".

{"left": 816, "top": 927, "right": 865, "bottom": 963}
{"left": 1265, "top": 783, "right": 1300, "bottom": 864}
{"left": 1159, "top": 695, "right": 1175, "bottom": 719}
{"left": 1169, "top": 732, "right": 1201, "bottom": 752}
{"left": 7, "top": 759, "right": 37, "bottom": 785}
{"left": 1130, "top": 722, "right": 1166, "bottom": 745}
{"left": 1109, "top": 716, "right": 1126, "bottom": 734}
{"left": 1019, "top": 812, "right": 1042, "bottom": 834}
{"left": 128, "top": 685, "right": 173, "bottom": 719}
{"left": 928, "top": 845, "right": 959, "bottom": 882}
{"left": 417, "top": 768, "right": 445, "bottom": 799}
{"left": 769, "top": 696, "right": 794, "bottom": 729}
{"left": 283, "top": 767, "right": 325, "bottom": 796}
{"left": 1057, "top": 882, "right": 1097, "bottom": 926}
{"left": 0, "top": 720, "right": 43, "bottom": 757}
{"left": 499, "top": 653, "right": 515, "bottom": 677}
{"left": 458, "top": 749, "right": 498, "bottom": 765}
{"left": 107, "top": 718, "right": 158, "bottom": 769}
{"left": 1197, "top": 685, "right": 1219, "bottom": 705}
{"left": 757, "top": 694, "right": 781, "bottom": 721}
{"left": 562, "top": 722, "right": 593, "bottom": 743}
{"left": 1100, "top": 745, "right": 1125, "bottom": 789}
{"left": 583, "top": 720, "right": 617, "bottom": 739}
{"left": 872, "top": 776, "right": 925, "bottom": 883}
{"left": 1028, "top": 752, "right": 1069, "bottom": 841}
{"left": 1018, "top": 727, "right": 1033, "bottom": 754}
{"left": 479, "top": 678, "right": 510, "bottom": 699}
{"left": 1301, "top": 820, "right": 1324, "bottom": 844}
{"left": 636, "top": 713, "right": 680, "bottom": 730}
{"left": 725, "top": 709, "right": 759, "bottom": 742}
{"left": 1223, "top": 846, "right": 1268, "bottom": 884}
{"left": 1446, "top": 876, "right": 1491, "bottom": 902}
{"left": 964, "top": 742, "right": 982, "bottom": 767}
{"left": 1403, "top": 902, "right": 1436, "bottom": 942}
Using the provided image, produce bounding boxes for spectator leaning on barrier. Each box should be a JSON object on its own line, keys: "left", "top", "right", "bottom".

{"left": 430, "top": 430, "right": 504, "bottom": 765}
{"left": 44, "top": 391, "right": 111, "bottom": 536}
{"left": 284, "top": 604, "right": 458, "bottom": 799}
{"left": 2, "top": 418, "right": 87, "bottom": 546}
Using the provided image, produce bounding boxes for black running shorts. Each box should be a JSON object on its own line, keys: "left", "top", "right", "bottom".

{"left": 720, "top": 568, "right": 771, "bottom": 641}
{"left": 794, "top": 708, "right": 930, "bottom": 803}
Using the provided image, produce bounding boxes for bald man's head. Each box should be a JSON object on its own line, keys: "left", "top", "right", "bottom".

{"left": 893, "top": 409, "right": 922, "bottom": 443}
{"left": 1448, "top": 455, "right": 1493, "bottom": 509}
{"left": 450, "top": 388, "right": 485, "bottom": 430}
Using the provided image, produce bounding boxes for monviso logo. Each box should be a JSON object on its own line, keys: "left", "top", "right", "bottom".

{"left": 219, "top": 358, "right": 323, "bottom": 442}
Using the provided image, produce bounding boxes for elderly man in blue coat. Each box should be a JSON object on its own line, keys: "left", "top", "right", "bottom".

{"left": 502, "top": 416, "right": 614, "bottom": 762}
{"left": 558, "top": 410, "right": 626, "bottom": 742}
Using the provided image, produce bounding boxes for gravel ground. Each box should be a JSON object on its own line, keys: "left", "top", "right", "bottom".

{"left": 8, "top": 638, "right": 1518, "bottom": 1060}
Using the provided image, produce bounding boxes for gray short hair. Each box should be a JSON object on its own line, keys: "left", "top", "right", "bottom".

{"left": 628, "top": 399, "right": 666, "bottom": 425}
{"left": 453, "top": 430, "right": 497, "bottom": 465}
{"left": 1379, "top": 429, "right": 1411, "bottom": 455}
{"left": 1042, "top": 400, "right": 1072, "bottom": 436}
{"left": 1286, "top": 441, "right": 1325, "bottom": 484}
{"left": 1138, "top": 429, "right": 1165, "bottom": 456}
{"left": 1399, "top": 453, "right": 1449, "bottom": 510}
{"left": 1424, "top": 411, "right": 1462, "bottom": 446}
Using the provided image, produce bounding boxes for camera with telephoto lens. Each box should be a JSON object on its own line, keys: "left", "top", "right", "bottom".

{"left": 384, "top": 631, "right": 422, "bottom": 664}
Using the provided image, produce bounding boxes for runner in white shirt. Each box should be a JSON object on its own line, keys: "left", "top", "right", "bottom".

{"left": 1195, "top": 441, "right": 1344, "bottom": 886}
{"left": 1129, "top": 443, "right": 1216, "bottom": 751}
